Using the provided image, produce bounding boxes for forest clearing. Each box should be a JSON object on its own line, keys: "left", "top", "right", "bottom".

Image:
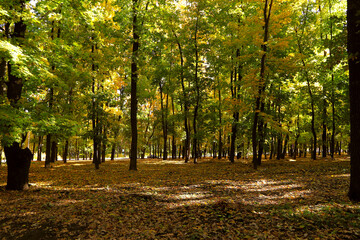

{"left": 1, "top": 156, "right": 359, "bottom": 239}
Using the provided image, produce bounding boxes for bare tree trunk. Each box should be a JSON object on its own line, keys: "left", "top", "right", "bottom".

{"left": 130, "top": 0, "right": 140, "bottom": 170}
{"left": 348, "top": 0, "right": 360, "bottom": 202}
{"left": 252, "top": 0, "right": 273, "bottom": 169}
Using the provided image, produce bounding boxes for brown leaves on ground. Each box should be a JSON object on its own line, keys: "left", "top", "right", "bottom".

{"left": 0, "top": 156, "right": 359, "bottom": 239}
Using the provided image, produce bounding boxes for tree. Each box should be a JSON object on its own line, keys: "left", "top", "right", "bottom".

{"left": 1, "top": 0, "right": 33, "bottom": 190}
{"left": 252, "top": 0, "right": 273, "bottom": 169}
{"left": 348, "top": 0, "right": 360, "bottom": 202}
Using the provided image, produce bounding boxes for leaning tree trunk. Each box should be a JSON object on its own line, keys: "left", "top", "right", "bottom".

{"left": 348, "top": 0, "right": 360, "bottom": 202}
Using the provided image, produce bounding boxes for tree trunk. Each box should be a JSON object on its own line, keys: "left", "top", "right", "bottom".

{"left": 130, "top": 0, "right": 139, "bottom": 170}
{"left": 37, "top": 136, "right": 43, "bottom": 161}
{"left": 50, "top": 140, "right": 57, "bottom": 163}
{"left": 4, "top": 6, "right": 29, "bottom": 189}
{"left": 101, "top": 142, "right": 106, "bottom": 162}
{"left": 218, "top": 90, "right": 222, "bottom": 160}
{"left": 252, "top": 0, "right": 273, "bottom": 169}
{"left": 229, "top": 49, "right": 242, "bottom": 163}
{"left": 348, "top": 0, "right": 360, "bottom": 202}
{"left": 159, "top": 83, "right": 168, "bottom": 160}
{"left": 276, "top": 134, "right": 282, "bottom": 160}
{"left": 192, "top": 12, "right": 200, "bottom": 164}
{"left": 63, "top": 139, "right": 69, "bottom": 163}
{"left": 5, "top": 143, "right": 33, "bottom": 190}
{"left": 282, "top": 134, "right": 289, "bottom": 159}
{"left": 45, "top": 134, "right": 52, "bottom": 168}
{"left": 322, "top": 98, "right": 327, "bottom": 158}
{"left": 111, "top": 143, "right": 116, "bottom": 160}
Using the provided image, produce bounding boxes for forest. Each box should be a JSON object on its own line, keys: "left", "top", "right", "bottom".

{"left": 0, "top": 0, "right": 350, "bottom": 166}
{"left": 1, "top": 0, "right": 360, "bottom": 238}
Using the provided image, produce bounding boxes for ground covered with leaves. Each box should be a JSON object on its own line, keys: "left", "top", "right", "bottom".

{"left": 0, "top": 156, "right": 359, "bottom": 239}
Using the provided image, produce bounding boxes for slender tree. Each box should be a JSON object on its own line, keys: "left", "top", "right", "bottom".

{"left": 130, "top": 0, "right": 140, "bottom": 170}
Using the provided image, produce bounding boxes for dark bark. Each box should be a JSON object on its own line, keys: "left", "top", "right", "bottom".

{"left": 322, "top": 98, "right": 327, "bottom": 158}
{"left": 159, "top": 82, "right": 168, "bottom": 160}
{"left": 37, "top": 136, "right": 43, "bottom": 161}
{"left": 44, "top": 83, "right": 54, "bottom": 167}
{"left": 63, "top": 139, "right": 69, "bottom": 163}
{"left": 229, "top": 49, "right": 242, "bottom": 163}
{"left": 173, "top": 30, "right": 190, "bottom": 163}
{"left": 329, "top": 5, "right": 336, "bottom": 160}
{"left": 50, "top": 140, "right": 57, "bottom": 163}
{"left": 252, "top": 0, "right": 273, "bottom": 169}
{"left": 130, "top": 0, "right": 139, "bottom": 170}
{"left": 45, "top": 134, "right": 52, "bottom": 167}
{"left": 256, "top": 101, "right": 267, "bottom": 165}
{"left": 218, "top": 89, "right": 222, "bottom": 160}
{"left": 192, "top": 13, "right": 200, "bottom": 164}
{"left": 111, "top": 143, "right": 116, "bottom": 160}
{"left": 5, "top": 143, "right": 33, "bottom": 190}
{"left": 276, "top": 134, "right": 282, "bottom": 160}
{"left": 6, "top": 14, "right": 26, "bottom": 106}
{"left": 171, "top": 98, "right": 176, "bottom": 159}
{"left": 348, "top": 0, "right": 360, "bottom": 202}
{"left": 282, "top": 134, "right": 289, "bottom": 159}
{"left": 101, "top": 142, "right": 106, "bottom": 163}
{"left": 270, "top": 136, "right": 274, "bottom": 160}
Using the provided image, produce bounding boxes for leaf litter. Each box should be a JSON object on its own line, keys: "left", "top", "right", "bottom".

{"left": 0, "top": 157, "right": 359, "bottom": 239}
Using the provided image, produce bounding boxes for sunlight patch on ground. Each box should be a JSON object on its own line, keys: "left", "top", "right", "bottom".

{"left": 55, "top": 199, "right": 86, "bottom": 206}
{"left": 170, "top": 191, "right": 211, "bottom": 200}
{"left": 32, "top": 181, "right": 54, "bottom": 187}
{"left": 205, "top": 179, "right": 302, "bottom": 192}
{"left": 327, "top": 174, "right": 350, "bottom": 178}
{"left": 294, "top": 204, "right": 328, "bottom": 214}
{"left": 244, "top": 183, "right": 302, "bottom": 192}
{"left": 163, "top": 198, "right": 219, "bottom": 209}
{"left": 143, "top": 160, "right": 186, "bottom": 165}
{"left": 239, "top": 189, "right": 311, "bottom": 206}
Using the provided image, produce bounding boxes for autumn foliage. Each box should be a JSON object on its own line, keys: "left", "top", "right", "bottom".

{"left": 1, "top": 157, "right": 359, "bottom": 239}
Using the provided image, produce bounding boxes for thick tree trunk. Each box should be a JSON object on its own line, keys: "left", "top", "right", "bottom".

{"left": 5, "top": 142, "right": 33, "bottom": 190}
{"left": 348, "top": 0, "right": 360, "bottom": 202}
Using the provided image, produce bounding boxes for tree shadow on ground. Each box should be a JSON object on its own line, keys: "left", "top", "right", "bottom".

{"left": 0, "top": 157, "right": 359, "bottom": 239}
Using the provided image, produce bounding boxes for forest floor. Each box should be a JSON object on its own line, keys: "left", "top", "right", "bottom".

{"left": 0, "top": 156, "right": 359, "bottom": 239}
